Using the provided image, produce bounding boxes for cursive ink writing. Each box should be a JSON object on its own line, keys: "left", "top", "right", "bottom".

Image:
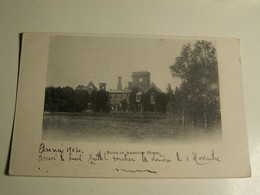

{"left": 37, "top": 143, "right": 221, "bottom": 172}
{"left": 113, "top": 154, "right": 135, "bottom": 162}
{"left": 38, "top": 154, "right": 57, "bottom": 162}
{"left": 151, "top": 154, "right": 172, "bottom": 163}
{"left": 88, "top": 151, "right": 108, "bottom": 165}
{"left": 39, "top": 143, "right": 64, "bottom": 156}
{"left": 192, "top": 150, "right": 221, "bottom": 165}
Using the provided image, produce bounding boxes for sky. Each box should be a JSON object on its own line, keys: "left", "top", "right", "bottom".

{"left": 46, "top": 35, "right": 192, "bottom": 92}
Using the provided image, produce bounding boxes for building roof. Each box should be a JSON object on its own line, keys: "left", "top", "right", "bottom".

{"left": 85, "top": 81, "right": 98, "bottom": 91}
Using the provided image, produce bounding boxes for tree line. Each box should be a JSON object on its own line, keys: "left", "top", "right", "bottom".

{"left": 44, "top": 85, "right": 169, "bottom": 113}
{"left": 44, "top": 86, "right": 110, "bottom": 112}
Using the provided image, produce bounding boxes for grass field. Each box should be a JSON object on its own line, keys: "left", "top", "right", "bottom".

{"left": 42, "top": 112, "right": 222, "bottom": 143}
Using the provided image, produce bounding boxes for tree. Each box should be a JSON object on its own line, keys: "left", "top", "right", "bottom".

{"left": 170, "top": 40, "right": 220, "bottom": 130}
{"left": 96, "top": 90, "right": 109, "bottom": 112}
{"left": 75, "top": 85, "right": 89, "bottom": 112}
{"left": 44, "top": 86, "right": 76, "bottom": 112}
{"left": 155, "top": 93, "right": 167, "bottom": 113}
{"left": 173, "top": 86, "right": 181, "bottom": 115}
{"left": 44, "top": 86, "right": 88, "bottom": 112}
{"left": 59, "top": 86, "right": 76, "bottom": 112}
{"left": 44, "top": 86, "right": 61, "bottom": 112}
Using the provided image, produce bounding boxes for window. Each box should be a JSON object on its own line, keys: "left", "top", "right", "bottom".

{"left": 151, "top": 93, "right": 155, "bottom": 104}
{"left": 136, "top": 94, "right": 142, "bottom": 102}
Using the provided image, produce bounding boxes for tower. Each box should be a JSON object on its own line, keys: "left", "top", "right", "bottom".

{"left": 132, "top": 71, "right": 151, "bottom": 92}
{"left": 117, "top": 77, "right": 122, "bottom": 91}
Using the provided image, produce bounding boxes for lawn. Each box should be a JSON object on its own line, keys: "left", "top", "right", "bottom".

{"left": 42, "top": 112, "right": 221, "bottom": 143}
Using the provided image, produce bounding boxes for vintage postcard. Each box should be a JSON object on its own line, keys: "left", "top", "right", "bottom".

{"left": 9, "top": 33, "right": 251, "bottom": 178}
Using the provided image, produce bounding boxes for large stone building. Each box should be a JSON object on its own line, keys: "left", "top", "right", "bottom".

{"left": 85, "top": 71, "right": 170, "bottom": 113}
{"left": 111, "top": 71, "right": 168, "bottom": 113}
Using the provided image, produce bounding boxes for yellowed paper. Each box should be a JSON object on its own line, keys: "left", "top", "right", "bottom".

{"left": 9, "top": 33, "right": 251, "bottom": 178}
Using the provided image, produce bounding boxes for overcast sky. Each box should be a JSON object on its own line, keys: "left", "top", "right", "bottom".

{"left": 46, "top": 35, "right": 192, "bottom": 92}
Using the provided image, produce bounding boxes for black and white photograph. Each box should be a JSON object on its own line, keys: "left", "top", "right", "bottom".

{"left": 42, "top": 35, "right": 222, "bottom": 142}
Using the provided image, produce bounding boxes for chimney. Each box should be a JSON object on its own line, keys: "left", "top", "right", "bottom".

{"left": 117, "top": 77, "right": 122, "bottom": 91}
{"left": 99, "top": 83, "right": 106, "bottom": 91}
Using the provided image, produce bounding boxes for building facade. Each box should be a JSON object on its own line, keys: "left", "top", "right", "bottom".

{"left": 85, "top": 71, "right": 170, "bottom": 113}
